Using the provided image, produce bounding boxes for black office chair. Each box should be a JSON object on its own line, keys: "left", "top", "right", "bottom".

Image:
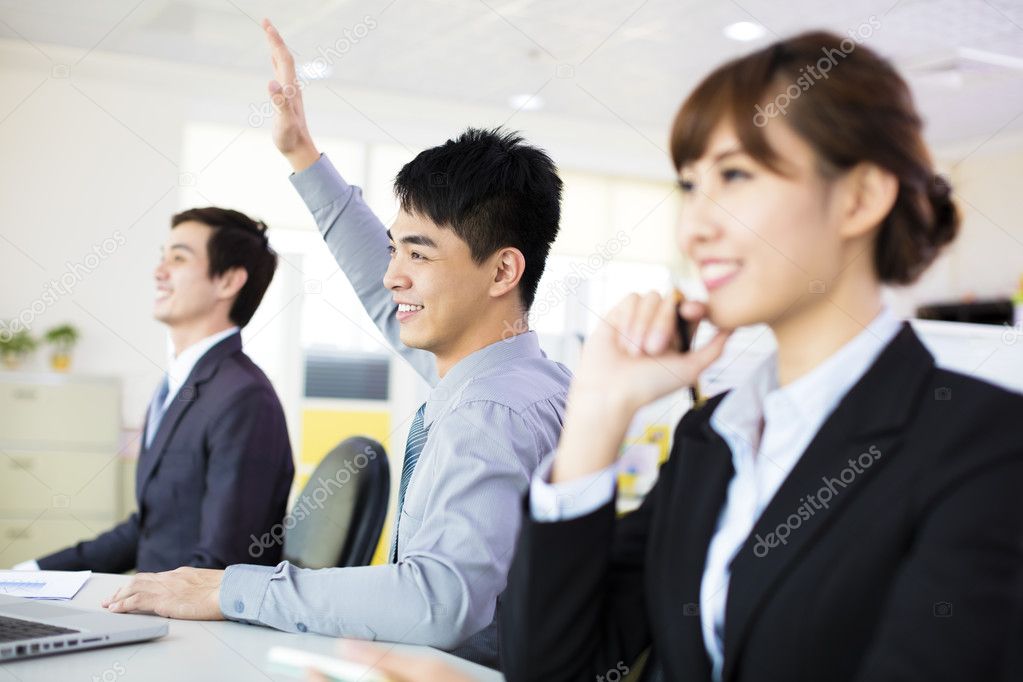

{"left": 283, "top": 436, "right": 391, "bottom": 569}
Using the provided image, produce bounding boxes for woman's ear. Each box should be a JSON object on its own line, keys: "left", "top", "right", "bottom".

{"left": 838, "top": 162, "right": 899, "bottom": 240}
{"left": 490, "top": 247, "right": 526, "bottom": 299}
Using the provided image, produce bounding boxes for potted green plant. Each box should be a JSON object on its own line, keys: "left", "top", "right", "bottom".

{"left": 0, "top": 327, "right": 37, "bottom": 369}
{"left": 44, "top": 324, "right": 80, "bottom": 372}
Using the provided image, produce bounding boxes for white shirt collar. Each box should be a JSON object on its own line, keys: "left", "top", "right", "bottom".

{"left": 163, "top": 326, "right": 239, "bottom": 406}
{"left": 711, "top": 307, "right": 903, "bottom": 465}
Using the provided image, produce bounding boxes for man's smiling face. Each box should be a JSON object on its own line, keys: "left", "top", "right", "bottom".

{"left": 383, "top": 210, "right": 497, "bottom": 360}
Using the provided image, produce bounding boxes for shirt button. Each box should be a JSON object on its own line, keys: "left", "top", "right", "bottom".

{"left": 233, "top": 600, "right": 244, "bottom": 613}
{"left": 296, "top": 622, "right": 307, "bottom": 632}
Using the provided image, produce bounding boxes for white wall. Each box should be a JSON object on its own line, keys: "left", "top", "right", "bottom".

{"left": 0, "top": 38, "right": 670, "bottom": 441}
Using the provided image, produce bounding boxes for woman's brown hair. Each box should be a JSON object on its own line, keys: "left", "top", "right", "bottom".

{"left": 670, "top": 30, "right": 959, "bottom": 285}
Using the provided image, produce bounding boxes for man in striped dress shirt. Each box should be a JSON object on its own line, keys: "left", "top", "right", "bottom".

{"left": 102, "top": 19, "right": 573, "bottom": 670}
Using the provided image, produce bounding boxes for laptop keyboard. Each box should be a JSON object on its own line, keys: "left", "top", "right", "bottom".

{"left": 0, "top": 615, "right": 79, "bottom": 643}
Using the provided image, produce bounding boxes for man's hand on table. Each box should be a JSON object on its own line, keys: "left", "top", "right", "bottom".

{"left": 102, "top": 567, "right": 225, "bottom": 620}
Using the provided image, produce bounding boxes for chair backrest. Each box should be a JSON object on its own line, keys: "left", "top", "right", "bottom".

{"left": 283, "top": 436, "right": 390, "bottom": 569}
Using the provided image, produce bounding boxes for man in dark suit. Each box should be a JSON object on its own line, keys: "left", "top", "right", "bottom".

{"left": 22, "top": 208, "right": 294, "bottom": 573}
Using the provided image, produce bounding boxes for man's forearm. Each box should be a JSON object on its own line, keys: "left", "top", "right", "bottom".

{"left": 221, "top": 558, "right": 481, "bottom": 649}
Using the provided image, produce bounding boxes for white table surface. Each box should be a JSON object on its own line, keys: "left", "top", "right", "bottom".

{"left": 0, "top": 573, "right": 504, "bottom": 682}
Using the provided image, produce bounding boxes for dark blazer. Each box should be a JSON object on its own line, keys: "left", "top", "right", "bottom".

{"left": 501, "top": 324, "right": 1023, "bottom": 682}
{"left": 38, "top": 332, "right": 294, "bottom": 573}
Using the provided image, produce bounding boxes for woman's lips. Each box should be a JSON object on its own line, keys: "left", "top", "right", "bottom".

{"left": 700, "top": 260, "right": 742, "bottom": 291}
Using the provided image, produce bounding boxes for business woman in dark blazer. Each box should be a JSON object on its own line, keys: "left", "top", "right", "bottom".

{"left": 500, "top": 31, "right": 1023, "bottom": 682}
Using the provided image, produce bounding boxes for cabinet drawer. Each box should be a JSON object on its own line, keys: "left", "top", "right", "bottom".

{"left": 0, "top": 377, "right": 120, "bottom": 448}
{"left": 0, "top": 518, "right": 105, "bottom": 567}
{"left": 0, "top": 451, "right": 121, "bottom": 516}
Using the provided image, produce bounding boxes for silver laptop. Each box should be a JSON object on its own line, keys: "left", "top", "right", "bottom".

{"left": 0, "top": 594, "right": 168, "bottom": 661}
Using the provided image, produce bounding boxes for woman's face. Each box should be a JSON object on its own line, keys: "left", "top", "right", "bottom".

{"left": 677, "top": 120, "right": 852, "bottom": 332}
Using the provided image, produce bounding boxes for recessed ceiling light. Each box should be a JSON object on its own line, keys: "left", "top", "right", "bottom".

{"left": 723, "top": 21, "right": 767, "bottom": 42}
{"left": 508, "top": 94, "right": 545, "bottom": 112}
{"left": 298, "top": 62, "right": 332, "bottom": 80}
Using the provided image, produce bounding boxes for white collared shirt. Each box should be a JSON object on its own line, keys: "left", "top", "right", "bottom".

{"left": 161, "top": 326, "right": 240, "bottom": 410}
{"left": 531, "top": 308, "right": 903, "bottom": 680}
{"left": 699, "top": 307, "right": 901, "bottom": 679}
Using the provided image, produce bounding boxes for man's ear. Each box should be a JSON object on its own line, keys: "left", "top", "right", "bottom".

{"left": 489, "top": 247, "right": 526, "bottom": 299}
{"left": 215, "top": 266, "right": 248, "bottom": 302}
{"left": 837, "top": 162, "right": 899, "bottom": 240}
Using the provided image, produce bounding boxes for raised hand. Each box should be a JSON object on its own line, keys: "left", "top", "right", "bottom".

{"left": 261, "top": 18, "right": 320, "bottom": 172}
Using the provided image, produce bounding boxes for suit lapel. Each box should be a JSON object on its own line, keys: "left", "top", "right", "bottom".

{"left": 719, "top": 324, "right": 935, "bottom": 681}
{"left": 135, "top": 333, "right": 242, "bottom": 506}
{"left": 656, "top": 395, "right": 733, "bottom": 681}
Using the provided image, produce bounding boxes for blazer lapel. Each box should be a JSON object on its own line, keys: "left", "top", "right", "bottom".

{"left": 655, "top": 394, "right": 734, "bottom": 682}
{"left": 720, "top": 324, "right": 935, "bottom": 682}
{"left": 135, "top": 333, "right": 242, "bottom": 507}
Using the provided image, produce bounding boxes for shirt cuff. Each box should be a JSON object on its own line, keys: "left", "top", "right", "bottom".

{"left": 529, "top": 452, "right": 616, "bottom": 522}
{"left": 219, "top": 562, "right": 283, "bottom": 624}
{"left": 289, "top": 153, "right": 356, "bottom": 214}
{"left": 12, "top": 560, "right": 39, "bottom": 571}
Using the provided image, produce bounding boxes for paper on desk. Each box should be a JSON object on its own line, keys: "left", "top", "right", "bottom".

{"left": 0, "top": 570, "right": 91, "bottom": 600}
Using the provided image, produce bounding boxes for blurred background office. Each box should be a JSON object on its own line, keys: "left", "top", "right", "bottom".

{"left": 1, "top": 0, "right": 1021, "bottom": 565}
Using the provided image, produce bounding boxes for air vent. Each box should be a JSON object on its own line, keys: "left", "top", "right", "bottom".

{"left": 304, "top": 351, "right": 390, "bottom": 401}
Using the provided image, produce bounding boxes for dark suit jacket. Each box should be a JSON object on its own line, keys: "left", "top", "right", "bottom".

{"left": 501, "top": 324, "right": 1023, "bottom": 682}
{"left": 38, "top": 332, "right": 294, "bottom": 573}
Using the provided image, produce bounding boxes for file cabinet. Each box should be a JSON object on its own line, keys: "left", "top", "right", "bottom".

{"left": 0, "top": 373, "right": 122, "bottom": 566}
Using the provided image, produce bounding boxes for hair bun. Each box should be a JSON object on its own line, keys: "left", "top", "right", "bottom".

{"left": 926, "top": 173, "right": 959, "bottom": 250}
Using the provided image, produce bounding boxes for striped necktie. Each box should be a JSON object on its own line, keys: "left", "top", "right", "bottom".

{"left": 144, "top": 377, "right": 170, "bottom": 449}
{"left": 390, "top": 403, "right": 428, "bottom": 562}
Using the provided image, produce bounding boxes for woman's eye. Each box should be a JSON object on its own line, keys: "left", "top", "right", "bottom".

{"left": 721, "top": 168, "right": 750, "bottom": 182}
{"left": 678, "top": 179, "right": 696, "bottom": 193}
{"left": 410, "top": 252, "right": 423, "bottom": 261}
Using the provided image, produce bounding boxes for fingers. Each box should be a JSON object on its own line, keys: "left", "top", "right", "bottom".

{"left": 262, "top": 18, "right": 297, "bottom": 87}
{"left": 624, "top": 291, "right": 663, "bottom": 356}
{"left": 680, "top": 299, "right": 707, "bottom": 322}
{"left": 107, "top": 590, "right": 147, "bottom": 614}
{"left": 102, "top": 574, "right": 146, "bottom": 607}
{"left": 612, "top": 291, "right": 680, "bottom": 357}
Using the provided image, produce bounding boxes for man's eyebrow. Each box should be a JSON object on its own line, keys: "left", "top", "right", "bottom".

{"left": 168, "top": 244, "right": 195, "bottom": 254}
{"left": 386, "top": 229, "right": 438, "bottom": 249}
